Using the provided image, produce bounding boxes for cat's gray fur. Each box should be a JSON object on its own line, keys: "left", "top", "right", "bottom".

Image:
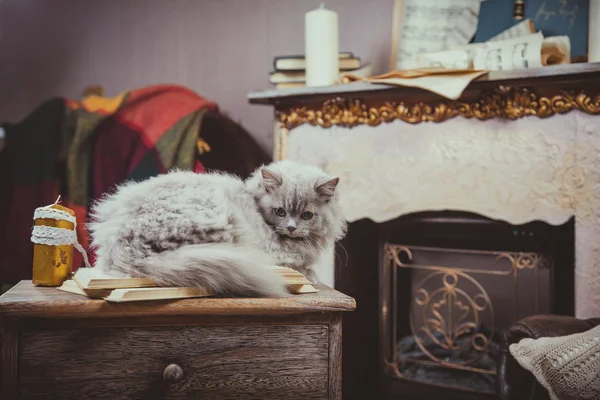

{"left": 88, "top": 160, "right": 346, "bottom": 297}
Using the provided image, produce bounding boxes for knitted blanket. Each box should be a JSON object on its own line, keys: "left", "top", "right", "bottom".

{"left": 510, "top": 324, "right": 600, "bottom": 400}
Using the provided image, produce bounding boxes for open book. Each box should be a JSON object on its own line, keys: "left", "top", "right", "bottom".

{"left": 59, "top": 279, "right": 212, "bottom": 302}
{"left": 73, "top": 268, "right": 156, "bottom": 289}
{"left": 60, "top": 266, "right": 318, "bottom": 302}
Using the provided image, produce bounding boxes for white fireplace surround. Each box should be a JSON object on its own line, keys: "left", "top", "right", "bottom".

{"left": 288, "top": 112, "right": 600, "bottom": 318}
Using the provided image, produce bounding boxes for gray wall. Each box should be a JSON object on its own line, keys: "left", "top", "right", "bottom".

{"left": 0, "top": 0, "right": 393, "bottom": 153}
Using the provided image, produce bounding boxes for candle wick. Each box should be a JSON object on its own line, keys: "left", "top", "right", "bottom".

{"left": 42, "top": 195, "right": 62, "bottom": 209}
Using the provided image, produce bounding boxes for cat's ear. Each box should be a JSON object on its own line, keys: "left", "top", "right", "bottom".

{"left": 315, "top": 177, "right": 339, "bottom": 199}
{"left": 261, "top": 168, "right": 283, "bottom": 193}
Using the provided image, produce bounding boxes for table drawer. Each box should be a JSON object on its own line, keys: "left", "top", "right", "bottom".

{"left": 18, "top": 324, "right": 329, "bottom": 399}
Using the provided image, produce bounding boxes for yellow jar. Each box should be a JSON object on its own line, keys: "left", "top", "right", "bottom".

{"left": 32, "top": 204, "right": 75, "bottom": 286}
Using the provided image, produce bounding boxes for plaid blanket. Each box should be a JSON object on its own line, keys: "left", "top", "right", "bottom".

{"left": 0, "top": 85, "right": 217, "bottom": 284}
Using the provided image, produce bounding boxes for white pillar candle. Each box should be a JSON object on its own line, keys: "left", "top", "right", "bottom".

{"left": 590, "top": 0, "right": 600, "bottom": 62}
{"left": 305, "top": 3, "right": 339, "bottom": 87}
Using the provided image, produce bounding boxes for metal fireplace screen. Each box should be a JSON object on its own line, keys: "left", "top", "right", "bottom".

{"left": 381, "top": 243, "right": 553, "bottom": 395}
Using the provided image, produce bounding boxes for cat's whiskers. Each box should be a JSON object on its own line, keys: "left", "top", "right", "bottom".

{"left": 334, "top": 242, "right": 348, "bottom": 268}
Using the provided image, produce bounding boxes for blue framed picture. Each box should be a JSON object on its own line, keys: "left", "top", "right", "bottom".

{"left": 474, "top": 0, "right": 589, "bottom": 57}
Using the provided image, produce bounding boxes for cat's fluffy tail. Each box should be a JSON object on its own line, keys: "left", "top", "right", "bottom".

{"left": 126, "top": 244, "right": 288, "bottom": 297}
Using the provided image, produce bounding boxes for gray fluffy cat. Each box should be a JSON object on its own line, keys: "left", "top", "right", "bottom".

{"left": 89, "top": 160, "right": 346, "bottom": 297}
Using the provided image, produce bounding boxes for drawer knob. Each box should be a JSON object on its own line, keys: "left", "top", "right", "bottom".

{"left": 163, "top": 363, "right": 184, "bottom": 383}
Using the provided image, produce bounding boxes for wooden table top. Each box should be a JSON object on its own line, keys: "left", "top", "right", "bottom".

{"left": 0, "top": 281, "right": 356, "bottom": 319}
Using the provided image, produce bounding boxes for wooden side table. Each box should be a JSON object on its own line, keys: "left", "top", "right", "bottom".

{"left": 0, "top": 281, "right": 355, "bottom": 400}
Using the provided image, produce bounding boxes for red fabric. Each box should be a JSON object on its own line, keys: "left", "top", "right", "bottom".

{"left": 90, "top": 118, "right": 164, "bottom": 200}
{"left": 119, "top": 85, "right": 210, "bottom": 146}
{"left": 87, "top": 85, "right": 217, "bottom": 197}
{"left": 193, "top": 160, "right": 206, "bottom": 173}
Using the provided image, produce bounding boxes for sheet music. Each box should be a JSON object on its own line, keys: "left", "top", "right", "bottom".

{"left": 395, "top": 0, "right": 481, "bottom": 70}
{"left": 488, "top": 19, "right": 535, "bottom": 42}
{"left": 458, "top": 32, "right": 545, "bottom": 70}
{"left": 421, "top": 32, "right": 569, "bottom": 71}
{"left": 415, "top": 50, "right": 471, "bottom": 69}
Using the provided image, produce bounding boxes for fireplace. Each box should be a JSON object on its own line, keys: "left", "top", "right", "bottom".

{"left": 248, "top": 63, "right": 600, "bottom": 399}
{"left": 336, "top": 211, "right": 574, "bottom": 400}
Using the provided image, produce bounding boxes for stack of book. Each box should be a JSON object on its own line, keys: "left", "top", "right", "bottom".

{"left": 270, "top": 52, "right": 372, "bottom": 89}
{"left": 58, "top": 266, "right": 317, "bottom": 302}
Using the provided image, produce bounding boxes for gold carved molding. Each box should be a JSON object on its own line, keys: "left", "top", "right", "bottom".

{"left": 277, "top": 87, "right": 600, "bottom": 130}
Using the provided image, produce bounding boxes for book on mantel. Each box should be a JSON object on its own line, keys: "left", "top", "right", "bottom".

{"left": 273, "top": 52, "right": 359, "bottom": 71}
{"left": 270, "top": 52, "right": 371, "bottom": 89}
{"left": 270, "top": 64, "right": 373, "bottom": 88}
{"left": 59, "top": 266, "right": 318, "bottom": 302}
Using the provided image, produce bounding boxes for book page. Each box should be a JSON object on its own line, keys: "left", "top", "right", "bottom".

{"left": 73, "top": 267, "right": 157, "bottom": 289}
{"left": 443, "top": 32, "right": 545, "bottom": 71}
{"left": 394, "top": 0, "right": 481, "bottom": 70}
{"left": 488, "top": 19, "right": 535, "bottom": 42}
{"left": 471, "top": 32, "right": 545, "bottom": 70}
{"left": 415, "top": 50, "right": 472, "bottom": 69}
{"left": 104, "top": 287, "right": 213, "bottom": 303}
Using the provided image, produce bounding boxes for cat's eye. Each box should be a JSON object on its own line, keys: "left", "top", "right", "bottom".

{"left": 301, "top": 211, "right": 314, "bottom": 220}
{"left": 275, "top": 207, "right": 286, "bottom": 217}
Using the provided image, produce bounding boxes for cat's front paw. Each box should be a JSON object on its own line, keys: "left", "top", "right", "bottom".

{"left": 306, "top": 270, "right": 319, "bottom": 286}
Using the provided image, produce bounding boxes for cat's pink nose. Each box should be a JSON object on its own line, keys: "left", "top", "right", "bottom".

{"left": 287, "top": 226, "right": 297, "bottom": 233}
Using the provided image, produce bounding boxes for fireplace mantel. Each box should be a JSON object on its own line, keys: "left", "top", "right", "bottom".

{"left": 249, "top": 62, "right": 600, "bottom": 106}
{"left": 250, "top": 63, "right": 600, "bottom": 162}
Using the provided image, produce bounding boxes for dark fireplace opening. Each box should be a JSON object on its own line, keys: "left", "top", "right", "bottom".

{"left": 336, "top": 211, "right": 575, "bottom": 400}
{"left": 385, "top": 244, "right": 552, "bottom": 396}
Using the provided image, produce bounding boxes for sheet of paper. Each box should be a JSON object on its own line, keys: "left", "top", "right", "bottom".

{"left": 448, "top": 32, "right": 545, "bottom": 70}
{"left": 416, "top": 50, "right": 472, "bottom": 69}
{"left": 475, "top": 32, "right": 545, "bottom": 70}
{"left": 371, "top": 71, "right": 488, "bottom": 100}
{"left": 343, "top": 68, "right": 488, "bottom": 100}
{"left": 488, "top": 19, "right": 535, "bottom": 42}
{"left": 541, "top": 36, "right": 571, "bottom": 65}
{"left": 419, "top": 32, "right": 570, "bottom": 71}
{"left": 394, "top": 0, "right": 482, "bottom": 70}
